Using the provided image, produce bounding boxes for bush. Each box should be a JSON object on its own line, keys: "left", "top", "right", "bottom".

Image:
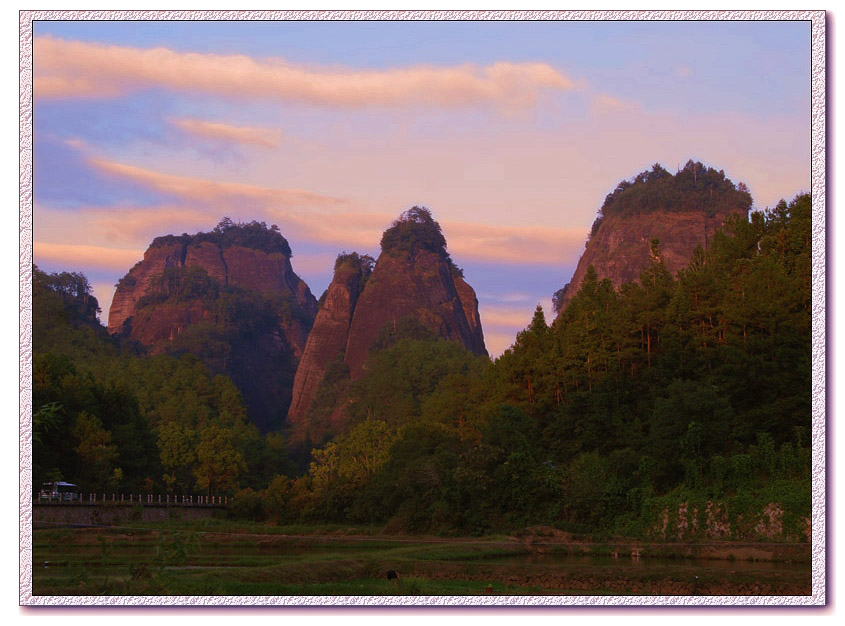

{"left": 228, "top": 488, "right": 265, "bottom": 522}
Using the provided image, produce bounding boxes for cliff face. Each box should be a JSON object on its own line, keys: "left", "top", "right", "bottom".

{"left": 108, "top": 242, "right": 185, "bottom": 336}
{"left": 286, "top": 258, "right": 368, "bottom": 427}
{"left": 108, "top": 222, "right": 317, "bottom": 431}
{"left": 556, "top": 161, "right": 752, "bottom": 312}
{"left": 558, "top": 207, "right": 738, "bottom": 310}
{"left": 286, "top": 207, "right": 487, "bottom": 440}
{"left": 453, "top": 274, "right": 486, "bottom": 356}
{"left": 344, "top": 249, "right": 487, "bottom": 378}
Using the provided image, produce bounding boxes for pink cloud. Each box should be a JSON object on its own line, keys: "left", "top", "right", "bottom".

{"left": 34, "top": 36, "right": 573, "bottom": 109}
{"left": 79, "top": 155, "right": 588, "bottom": 266}
{"left": 590, "top": 93, "right": 639, "bottom": 115}
{"left": 88, "top": 157, "right": 346, "bottom": 210}
{"left": 484, "top": 331, "right": 521, "bottom": 360}
{"left": 442, "top": 220, "right": 587, "bottom": 265}
{"left": 169, "top": 118, "right": 281, "bottom": 149}
{"left": 91, "top": 154, "right": 586, "bottom": 264}
{"left": 89, "top": 206, "right": 219, "bottom": 245}
{"left": 41, "top": 150, "right": 588, "bottom": 271}
{"left": 34, "top": 241, "right": 143, "bottom": 272}
{"left": 478, "top": 305, "right": 537, "bottom": 330}
{"left": 34, "top": 202, "right": 219, "bottom": 250}
{"left": 84, "top": 157, "right": 574, "bottom": 264}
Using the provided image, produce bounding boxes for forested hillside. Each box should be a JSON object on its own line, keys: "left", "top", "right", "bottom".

{"left": 32, "top": 266, "right": 293, "bottom": 495}
{"left": 31, "top": 192, "right": 811, "bottom": 541}
{"left": 230, "top": 193, "right": 811, "bottom": 538}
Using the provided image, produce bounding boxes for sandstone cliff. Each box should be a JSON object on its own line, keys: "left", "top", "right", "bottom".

{"left": 343, "top": 248, "right": 486, "bottom": 378}
{"left": 286, "top": 207, "right": 487, "bottom": 440}
{"left": 555, "top": 161, "right": 752, "bottom": 312}
{"left": 454, "top": 274, "right": 486, "bottom": 356}
{"left": 286, "top": 253, "right": 372, "bottom": 428}
{"left": 108, "top": 220, "right": 317, "bottom": 431}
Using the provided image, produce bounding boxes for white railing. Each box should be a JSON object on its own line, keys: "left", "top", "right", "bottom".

{"left": 36, "top": 493, "right": 229, "bottom": 506}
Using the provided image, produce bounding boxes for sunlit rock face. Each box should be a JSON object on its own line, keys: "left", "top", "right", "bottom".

{"left": 555, "top": 162, "right": 752, "bottom": 313}
{"left": 286, "top": 208, "right": 487, "bottom": 443}
{"left": 108, "top": 222, "right": 317, "bottom": 432}
{"left": 343, "top": 248, "right": 487, "bottom": 379}
{"left": 286, "top": 256, "right": 369, "bottom": 430}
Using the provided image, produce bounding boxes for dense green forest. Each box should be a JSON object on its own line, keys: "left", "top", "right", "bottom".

{"left": 31, "top": 192, "right": 811, "bottom": 539}
{"left": 32, "top": 267, "right": 293, "bottom": 495}
{"left": 381, "top": 206, "right": 464, "bottom": 276}
{"left": 149, "top": 218, "right": 293, "bottom": 256}
{"left": 231, "top": 193, "right": 811, "bottom": 537}
{"left": 588, "top": 161, "right": 754, "bottom": 239}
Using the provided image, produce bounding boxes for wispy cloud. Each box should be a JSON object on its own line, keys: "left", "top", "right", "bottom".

{"left": 484, "top": 331, "right": 520, "bottom": 360}
{"left": 86, "top": 206, "right": 221, "bottom": 246}
{"left": 479, "top": 291, "right": 532, "bottom": 303}
{"left": 478, "top": 296, "right": 556, "bottom": 358}
{"left": 590, "top": 93, "right": 639, "bottom": 115}
{"left": 34, "top": 241, "right": 144, "bottom": 272}
{"left": 674, "top": 65, "right": 692, "bottom": 78}
{"left": 88, "top": 157, "right": 346, "bottom": 210}
{"left": 478, "top": 305, "right": 536, "bottom": 330}
{"left": 34, "top": 35, "right": 574, "bottom": 109}
{"left": 81, "top": 155, "right": 588, "bottom": 267}
{"left": 169, "top": 118, "right": 281, "bottom": 149}
{"left": 443, "top": 220, "right": 587, "bottom": 266}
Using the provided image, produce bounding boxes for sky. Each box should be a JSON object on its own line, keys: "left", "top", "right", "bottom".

{"left": 30, "top": 19, "right": 812, "bottom": 358}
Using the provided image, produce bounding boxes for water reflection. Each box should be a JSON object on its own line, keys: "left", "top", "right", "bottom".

{"left": 486, "top": 552, "right": 808, "bottom": 572}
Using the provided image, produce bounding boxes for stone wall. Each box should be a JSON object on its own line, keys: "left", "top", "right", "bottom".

{"left": 33, "top": 503, "right": 221, "bottom": 526}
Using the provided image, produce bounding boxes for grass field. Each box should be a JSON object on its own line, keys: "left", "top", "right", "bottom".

{"left": 30, "top": 519, "right": 812, "bottom": 598}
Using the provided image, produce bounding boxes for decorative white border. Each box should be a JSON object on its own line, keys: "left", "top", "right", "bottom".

{"left": 19, "top": 9, "right": 827, "bottom": 608}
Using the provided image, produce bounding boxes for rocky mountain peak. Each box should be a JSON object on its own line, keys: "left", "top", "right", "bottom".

{"left": 286, "top": 207, "right": 487, "bottom": 442}
{"left": 554, "top": 161, "right": 752, "bottom": 313}
{"left": 107, "top": 219, "right": 317, "bottom": 431}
